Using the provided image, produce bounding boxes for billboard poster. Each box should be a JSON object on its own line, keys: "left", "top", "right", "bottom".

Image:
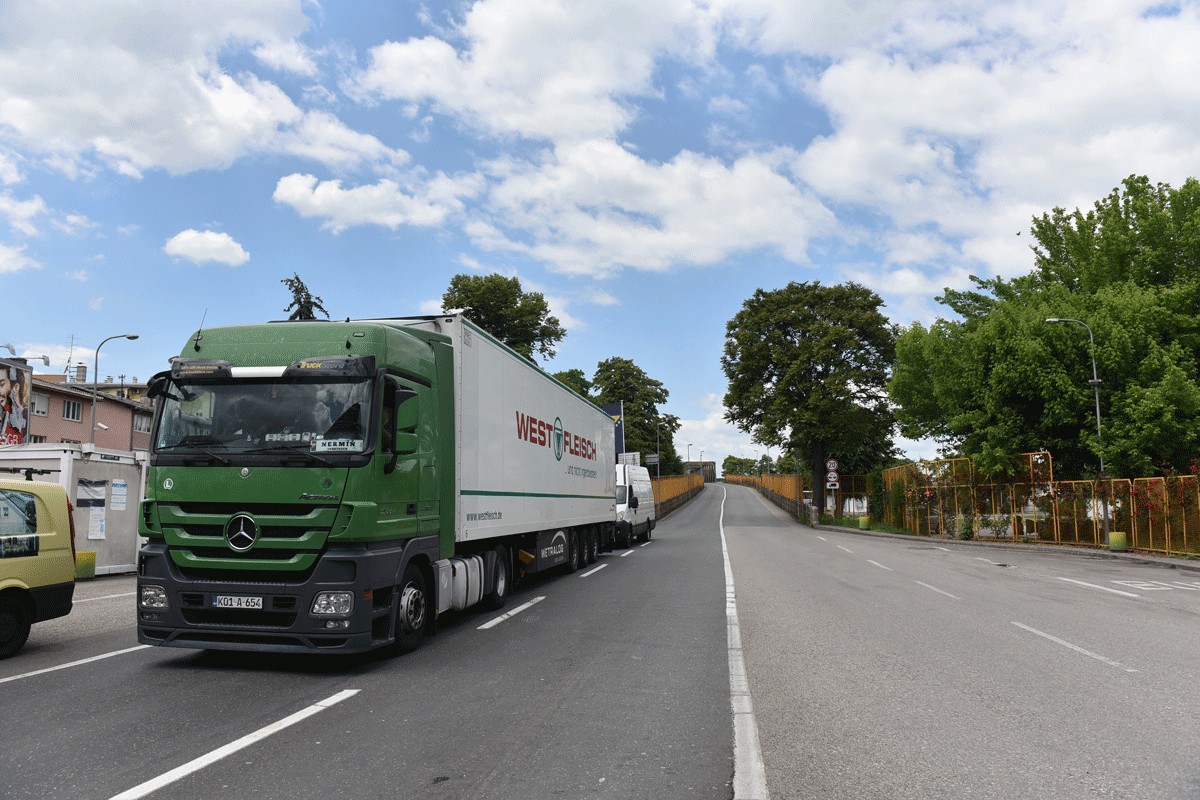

{"left": 0, "top": 358, "right": 31, "bottom": 445}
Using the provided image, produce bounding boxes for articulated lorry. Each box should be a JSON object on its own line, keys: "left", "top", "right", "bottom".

{"left": 137, "top": 314, "right": 616, "bottom": 654}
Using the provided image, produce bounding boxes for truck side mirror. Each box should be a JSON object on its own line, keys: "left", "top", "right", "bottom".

{"left": 384, "top": 382, "right": 420, "bottom": 473}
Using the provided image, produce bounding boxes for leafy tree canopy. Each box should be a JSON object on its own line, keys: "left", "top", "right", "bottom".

{"left": 443, "top": 273, "right": 566, "bottom": 362}
{"left": 889, "top": 175, "right": 1200, "bottom": 478}
{"left": 722, "top": 455, "right": 758, "bottom": 476}
{"left": 552, "top": 368, "right": 593, "bottom": 397}
{"left": 281, "top": 273, "right": 329, "bottom": 320}
{"left": 590, "top": 356, "right": 684, "bottom": 475}
{"left": 722, "top": 281, "right": 898, "bottom": 492}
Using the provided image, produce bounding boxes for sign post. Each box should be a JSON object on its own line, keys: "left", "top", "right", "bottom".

{"left": 824, "top": 459, "right": 839, "bottom": 516}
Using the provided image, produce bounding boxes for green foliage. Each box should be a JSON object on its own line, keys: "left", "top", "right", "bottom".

{"left": 889, "top": 175, "right": 1200, "bottom": 479}
{"left": 722, "top": 281, "right": 899, "bottom": 492}
{"left": 552, "top": 368, "right": 593, "bottom": 397}
{"left": 443, "top": 273, "right": 566, "bottom": 362}
{"left": 590, "top": 356, "right": 683, "bottom": 475}
{"left": 722, "top": 455, "right": 758, "bottom": 476}
{"left": 281, "top": 273, "right": 329, "bottom": 320}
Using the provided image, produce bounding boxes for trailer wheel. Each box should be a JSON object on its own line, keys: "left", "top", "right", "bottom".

{"left": 564, "top": 530, "right": 579, "bottom": 573}
{"left": 392, "top": 563, "right": 428, "bottom": 655}
{"left": 0, "top": 595, "right": 32, "bottom": 660}
{"left": 480, "top": 545, "right": 510, "bottom": 611}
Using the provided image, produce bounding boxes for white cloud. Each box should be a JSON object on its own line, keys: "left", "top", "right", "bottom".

{"left": 0, "top": 152, "right": 20, "bottom": 184}
{"left": 272, "top": 172, "right": 484, "bottom": 232}
{"left": 347, "top": 0, "right": 713, "bottom": 142}
{"left": 0, "top": 192, "right": 47, "bottom": 235}
{"left": 88, "top": 297, "right": 104, "bottom": 310}
{"left": 65, "top": 269, "right": 88, "bottom": 282}
{"left": 0, "top": 1, "right": 400, "bottom": 177}
{"left": 0, "top": 241, "right": 40, "bottom": 273}
{"left": 675, "top": 392, "right": 758, "bottom": 470}
{"left": 475, "top": 140, "right": 834, "bottom": 277}
{"left": 163, "top": 229, "right": 250, "bottom": 266}
{"left": 52, "top": 213, "right": 98, "bottom": 236}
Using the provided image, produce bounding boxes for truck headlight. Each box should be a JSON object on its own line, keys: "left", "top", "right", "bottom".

{"left": 311, "top": 591, "right": 354, "bottom": 615}
{"left": 140, "top": 585, "right": 169, "bottom": 609}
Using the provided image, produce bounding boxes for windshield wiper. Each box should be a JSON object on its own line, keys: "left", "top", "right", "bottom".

{"left": 156, "top": 436, "right": 232, "bottom": 466}
{"left": 242, "top": 444, "right": 334, "bottom": 467}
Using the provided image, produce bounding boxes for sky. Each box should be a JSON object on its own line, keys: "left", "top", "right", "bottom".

{"left": 2, "top": 0, "right": 1198, "bottom": 468}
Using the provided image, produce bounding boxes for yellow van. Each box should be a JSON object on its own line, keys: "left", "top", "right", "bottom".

{"left": 0, "top": 479, "right": 76, "bottom": 658}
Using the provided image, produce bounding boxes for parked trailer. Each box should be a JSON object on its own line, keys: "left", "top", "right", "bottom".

{"left": 137, "top": 314, "right": 615, "bottom": 654}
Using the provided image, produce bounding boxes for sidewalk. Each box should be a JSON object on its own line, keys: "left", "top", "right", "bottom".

{"left": 817, "top": 520, "right": 1200, "bottom": 575}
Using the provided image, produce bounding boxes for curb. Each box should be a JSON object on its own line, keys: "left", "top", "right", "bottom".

{"left": 813, "top": 522, "right": 1200, "bottom": 574}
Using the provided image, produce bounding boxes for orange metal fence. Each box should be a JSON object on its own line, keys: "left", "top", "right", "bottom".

{"left": 652, "top": 474, "right": 705, "bottom": 518}
{"left": 881, "top": 454, "right": 1200, "bottom": 557}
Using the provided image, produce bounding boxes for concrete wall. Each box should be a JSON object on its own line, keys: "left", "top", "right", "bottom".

{"left": 0, "top": 443, "right": 147, "bottom": 574}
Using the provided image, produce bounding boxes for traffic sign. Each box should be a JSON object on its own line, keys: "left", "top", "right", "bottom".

{"left": 825, "top": 470, "right": 839, "bottom": 483}
{"left": 825, "top": 459, "right": 839, "bottom": 471}
{"left": 825, "top": 481, "right": 839, "bottom": 489}
{"left": 645, "top": 454, "right": 659, "bottom": 465}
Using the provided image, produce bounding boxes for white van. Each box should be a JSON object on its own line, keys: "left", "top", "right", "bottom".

{"left": 614, "top": 464, "right": 655, "bottom": 547}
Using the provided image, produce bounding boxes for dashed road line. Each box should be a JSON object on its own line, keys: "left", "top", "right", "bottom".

{"left": 580, "top": 563, "right": 608, "bottom": 578}
{"left": 837, "top": 545, "right": 853, "bottom": 554}
{"left": 109, "top": 689, "right": 360, "bottom": 799}
{"left": 0, "top": 645, "right": 151, "bottom": 685}
{"left": 1012, "top": 622, "right": 1138, "bottom": 673}
{"left": 868, "top": 560, "right": 893, "bottom": 571}
{"left": 619, "top": 549, "right": 635, "bottom": 558}
{"left": 1056, "top": 577, "right": 1139, "bottom": 598}
{"left": 477, "top": 596, "right": 546, "bottom": 630}
{"left": 914, "top": 581, "right": 959, "bottom": 600}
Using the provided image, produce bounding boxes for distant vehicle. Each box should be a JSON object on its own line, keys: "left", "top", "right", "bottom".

{"left": 0, "top": 479, "right": 76, "bottom": 658}
{"left": 614, "top": 463, "right": 655, "bottom": 547}
{"left": 137, "top": 314, "right": 617, "bottom": 655}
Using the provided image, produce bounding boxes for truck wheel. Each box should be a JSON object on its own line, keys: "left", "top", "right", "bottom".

{"left": 586, "top": 529, "right": 598, "bottom": 564}
{"left": 393, "top": 563, "right": 428, "bottom": 655}
{"left": 0, "top": 596, "right": 31, "bottom": 659}
{"left": 565, "top": 530, "right": 579, "bottom": 573}
{"left": 480, "top": 545, "right": 510, "bottom": 611}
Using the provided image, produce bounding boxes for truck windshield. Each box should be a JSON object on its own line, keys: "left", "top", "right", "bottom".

{"left": 153, "top": 378, "right": 374, "bottom": 456}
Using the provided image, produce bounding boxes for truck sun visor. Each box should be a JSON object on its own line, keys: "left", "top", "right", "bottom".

{"left": 282, "top": 355, "right": 377, "bottom": 379}
{"left": 170, "top": 359, "right": 234, "bottom": 380}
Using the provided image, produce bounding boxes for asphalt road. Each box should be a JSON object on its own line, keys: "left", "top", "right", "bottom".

{"left": 2, "top": 489, "right": 732, "bottom": 800}
{"left": 722, "top": 483, "right": 1200, "bottom": 799}
{"left": 8, "top": 484, "right": 1200, "bottom": 799}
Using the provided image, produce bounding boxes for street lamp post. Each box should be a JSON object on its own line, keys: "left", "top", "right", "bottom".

{"left": 655, "top": 420, "right": 665, "bottom": 480}
{"left": 1045, "top": 317, "right": 1108, "bottom": 542}
{"left": 90, "top": 333, "right": 139, "bottom": 445}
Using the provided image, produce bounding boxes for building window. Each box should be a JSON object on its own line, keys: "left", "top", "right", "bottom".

{"left": 63, "top": 399, "right": 83, "bottom": 422}
{"left": 133, "top": 414, "right": 151, "bottom": 433}
{"left": 60, "top": 439, "right": 81, "bottom": 444}
{"left": 30, "top": 392, "right": 49, "bottom": 417}
{"left": 28, "top": 435, "right": 46, "bottom": 444}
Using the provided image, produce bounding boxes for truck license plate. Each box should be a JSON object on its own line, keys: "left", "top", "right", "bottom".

{"left": 212, "top": 595, "right": 263, "bottom": 610}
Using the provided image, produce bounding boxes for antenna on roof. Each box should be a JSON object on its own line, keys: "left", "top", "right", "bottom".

{"left": 193, "top": 308, "right": 208, "bottom": 352}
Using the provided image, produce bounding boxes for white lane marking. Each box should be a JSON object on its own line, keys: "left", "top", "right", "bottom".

{"left": 1011, "top": 622, "right": 1138, "bottom": 673}
{"left": 580, "top": 564, "right": 608, "bottom": 578}
{"left": 868, "top": 560, "right": 893, "bottom": 571}
{"left": 934, "top": 546, "right": 951, "bottom": 552}
{"left": 619, "top": 549, "right": 635, "bottom": 558}
{"left": 75, "top": 592, "right": 137, "bottom": 603}
{"left": 721, "top": 486, "right": 771, "bottom": 800}
{"left": 914, "top": 581, "right": 960, "bottom": 600}
{"left": 816, "top": 536, "right": 828, "bottom": 541}
{"left": 109, "top": 689, "right": 360, "bottom": 800}
{"left": 1057, "top": 577, "right": 1140, "bottom": 598}
{"left": 0, "top": 645, "right": 151, "bottom": 685}
{"left": 639, "top": 541, "right": 652, "bottom": 547}
{"left": 837, "top": 545, "right": 853, "bottom": 554}
{"left": 975, "top": 557, "right": 1001, "bottom": 565}
{"left": 477, "top": 596, "right": 545, "bottom": 630}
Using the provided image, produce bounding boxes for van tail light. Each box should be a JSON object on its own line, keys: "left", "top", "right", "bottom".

{"left": 67, "top": 500, "right": 77, "bottom": 564}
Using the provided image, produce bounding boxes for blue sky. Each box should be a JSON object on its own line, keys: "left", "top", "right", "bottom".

{"left": 2, "top": 0, "right": 1198, "bottom": 466}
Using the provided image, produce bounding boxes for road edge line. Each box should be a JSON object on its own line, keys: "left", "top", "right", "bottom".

{"left": 721, "top": 485, "right": 770, "bottom": 800}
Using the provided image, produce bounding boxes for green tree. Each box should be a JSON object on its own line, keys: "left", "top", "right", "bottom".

{"left": 722, "top": 455, "right": 757, "bottom": 476}
{"left": 443, "top": 273, "right": 566, "bottom": 361}
{"left": 590, "top": 356, "right": 683, "bottom": 475}
{"left": 281, "top": 273, "right": 329, "bottom": 320}
{"left": 723, "top": 281, "right": 898, "bottom": 494}
{"left": 890, "top": 175, "right": 1200, "bottom": 478}
{"left": 552, "top": 368, "right": 593, "bottom": 398}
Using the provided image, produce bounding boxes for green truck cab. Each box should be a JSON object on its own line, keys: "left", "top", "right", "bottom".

{"left": 0, "top": 479, "right": 76, "bottom": 658}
